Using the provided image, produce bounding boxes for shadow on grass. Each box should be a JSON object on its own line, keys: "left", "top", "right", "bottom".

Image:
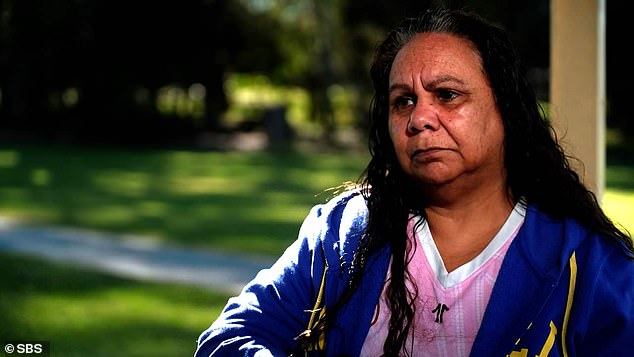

{"left": 0, "top": 142, "right": 368, "bottom": 256}
{"left": 0, "top": 252, "right": 230, "bottom": 356}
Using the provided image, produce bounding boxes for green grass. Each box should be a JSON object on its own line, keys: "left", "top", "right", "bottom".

{"left": 603, "top": 188, "right": 634, "bottom": 235}
{"left": 0, "top": 251, "right": 230, "bottom": 357}
{"left": 0, "top": 142, "right": 369, "bottom": 257}
{"left": 604, "top": 141, "right": 634, "bottom": 235}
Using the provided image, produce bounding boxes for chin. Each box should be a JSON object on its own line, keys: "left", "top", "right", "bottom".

{"left": 410, "top": 173, "right": 459, "bottom": 187}
{"left": 407, "top": 165, "right": 459, "bottom": 185}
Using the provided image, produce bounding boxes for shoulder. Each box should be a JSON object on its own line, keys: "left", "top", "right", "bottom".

{"left": 518, "top": 204, "right": 633, "bottom": 278}
{"left": 523, "top": 204, "right": 634, "bottom": 295}
{"left": 524, "top": 204, "right": 631, "bottom": 256}
{"left": 300, "top": 189, "right": 367, "bottom": 235}
{"left": 297, "top": 189, "right": 368, "bottom": 265}
{"left": 307, "top": 189, "right": 367, "bottom": 221}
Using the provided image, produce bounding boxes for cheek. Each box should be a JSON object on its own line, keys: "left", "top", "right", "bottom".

{"left": 458, "top": 105, "right": 502, "bottom": 144}
{"left": 474, "top": 114, "right": 505, "bottom": 158}
{"left": 387, "top": 115, "right": 397, "bottom": 138}
{"left": 388, "top": 117, "right": 407, "bottom": 152}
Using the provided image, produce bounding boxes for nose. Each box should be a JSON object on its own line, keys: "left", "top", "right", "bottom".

{"left": 407, "top": 103, "right": 440, "bottom": 134}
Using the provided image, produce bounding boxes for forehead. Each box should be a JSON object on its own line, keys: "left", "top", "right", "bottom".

{"left": 390, "top": 32, "right": 484, "bottom": 83}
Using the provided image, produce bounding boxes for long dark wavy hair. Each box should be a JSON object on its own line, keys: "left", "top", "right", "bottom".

{"left": 295, "top": 8, "right": 633, "bottom": 356}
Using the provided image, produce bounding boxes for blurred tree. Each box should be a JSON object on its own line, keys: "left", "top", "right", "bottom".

{"left": 606, "top": 0, "right": 631, "bottom": 139}
{"left": 0, "top": 0, "right": 559, "bottom": 146}
{"left": 239, "top": 0, "right": 345, "bottom": 143}
{"left": 307, "top": 0, "right": 339, "bottom": 142}
{"left": 0, "top": 0, "right": 282, "bottom": 145}
{"left": 0, "top": 0, "right": 82, "bottom": 134}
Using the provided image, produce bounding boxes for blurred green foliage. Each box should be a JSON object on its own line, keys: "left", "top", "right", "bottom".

{"left": 0, "top": 0, "right": 565, "bottom": 145}
{"left": 223, "top": 73, "right": 361, "bottom": 139}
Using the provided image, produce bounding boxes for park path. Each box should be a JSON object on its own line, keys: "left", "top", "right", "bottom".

{"left": 0, "top": 216, "right": 276, "bottom": 295}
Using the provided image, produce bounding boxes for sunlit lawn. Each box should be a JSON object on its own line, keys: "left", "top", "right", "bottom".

{"left": 603, "top": 189, "right": 634, "bottom": 234}
{"left": 603, "top": 166, "right": 634, "bottom": 235}
{"left": 0, "top": 252, "right": 229, "bottom": 357}
{"left": 0, "top": 142, "right": 369, "bottom": 257}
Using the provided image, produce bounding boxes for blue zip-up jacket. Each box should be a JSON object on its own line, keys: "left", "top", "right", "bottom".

{"left": 195, "top": 191, "right": 634, "bottom": 356}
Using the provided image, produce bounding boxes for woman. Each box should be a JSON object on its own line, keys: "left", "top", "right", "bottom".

{"left": 195, "top": 8, "right": 634, "bottom": 356}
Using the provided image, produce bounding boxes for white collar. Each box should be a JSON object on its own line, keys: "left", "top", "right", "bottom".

{"left": 415, "top": 201, "right": 527, "bottom": 288}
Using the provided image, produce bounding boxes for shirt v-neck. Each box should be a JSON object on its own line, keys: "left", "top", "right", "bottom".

{"left": 415, "top": 202, "right": 527, "bottom": 289}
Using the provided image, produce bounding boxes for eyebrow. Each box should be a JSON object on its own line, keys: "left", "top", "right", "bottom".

{"left": 425, "top": 75, "right": 465, "bottom": 88}
{"left": 389, "top": 75, "right": 466, "bottom": 93}
{"left": 388, "top": 83, "right": 412, "bottom": 94}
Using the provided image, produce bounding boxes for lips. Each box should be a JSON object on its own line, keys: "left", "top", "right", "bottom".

{"left": 410, "top": 147, "right": 447, "bottom": 160}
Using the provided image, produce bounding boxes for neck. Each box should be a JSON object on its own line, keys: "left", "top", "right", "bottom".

{"left": 421, "top": 178, "right": 514, "bottom": 272}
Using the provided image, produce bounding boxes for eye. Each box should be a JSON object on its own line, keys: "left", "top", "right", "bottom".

{"left": 391, "top": 96, "right": 416, "bottom": 112}
{"left": 436, "top": 89, "right": 459, "bottom": 102}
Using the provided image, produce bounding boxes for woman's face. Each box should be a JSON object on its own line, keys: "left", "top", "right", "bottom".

{"left": 388, "top": 32, "right": 505, "bottom": 190}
